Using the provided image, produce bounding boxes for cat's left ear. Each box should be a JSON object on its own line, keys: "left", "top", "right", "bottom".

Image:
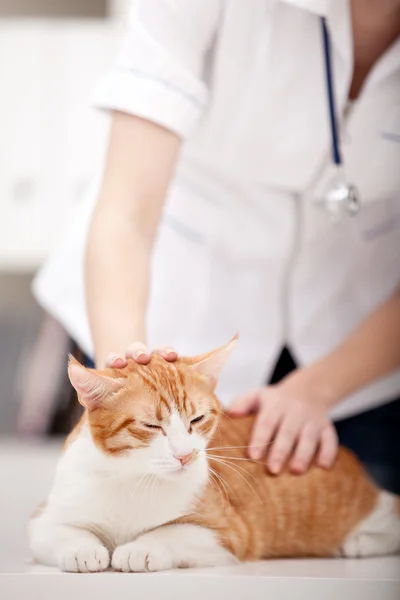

{"left": 187, "top": 334, "right": 238, "bottom": 390}
{"left": 68, "top": 356, "right": 124, "bottom": 410}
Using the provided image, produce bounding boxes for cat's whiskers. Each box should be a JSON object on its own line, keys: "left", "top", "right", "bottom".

{"left": 208, "top": 466, "right": 234, "bottom": 502}
{"left": 206, "top": 453, "right": 265, "bottom": 466}
{"left": 212, "top": 421, "right": 223, "bottom": 455}
{"left": 206, "top": 444, "right": 271, "bottom": 451}
{"left": 208, "top": 468, "right": 227, "bottom": 503}
{"left": 209, "top": 455, "right": 260, "bottom": 486}
{"left": 146, "top": 473, "right": 154, "bottom": 503}
{"left": 213, "top": 408, "right": 236, "bottom": 423}
{"left": 148, "top": 473, "right": 160, "bottom": 505}
{"left": 127, "top": 471, "right": 152, "bottom": 501}
{"left": 207, "top": 456, "right": 263, "bottom": 504}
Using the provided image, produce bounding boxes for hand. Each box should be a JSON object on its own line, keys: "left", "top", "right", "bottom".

{"left": 228, "top": 374, "right": 338, "bottom": 475}
{"left": 106, "top": 342, "right": 178, "bottom": 369}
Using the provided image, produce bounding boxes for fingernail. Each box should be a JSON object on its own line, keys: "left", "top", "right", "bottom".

{"left": 135, "top": 351, "right": 148, "bottom": 360}
{"left": 269, "top": 462, "right": 280, "bottom": 474}
{"left": 250, "top": 448, "right": 261, "bottom": 460}
{"left": 319, "top": 460, "right": 331, "bottom": 470}
{"left": 291, "top": 463, "right": 304, "bottom": 474}
{"left": 112, "top": 357, "right": 126, "bottom": 368}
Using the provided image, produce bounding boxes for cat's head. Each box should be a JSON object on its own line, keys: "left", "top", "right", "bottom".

{"left": 68, "top": 336, "right": 237, "bottom": 479}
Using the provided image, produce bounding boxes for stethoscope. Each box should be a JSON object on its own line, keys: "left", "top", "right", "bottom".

{"left": 319, "top": 17, "right": 361, "bottom": 220}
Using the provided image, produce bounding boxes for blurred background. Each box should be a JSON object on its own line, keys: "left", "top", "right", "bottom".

{"left": 0, "top": 0, "right": 129, "bottom": 438}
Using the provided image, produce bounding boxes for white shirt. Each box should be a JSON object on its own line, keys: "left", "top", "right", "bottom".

{"left": 34, "top": 0, "right": 400, "bottom": 419}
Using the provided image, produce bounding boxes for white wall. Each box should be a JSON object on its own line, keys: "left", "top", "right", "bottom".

{"left": 0, "top": 1, "right": 126, "bottom": 270}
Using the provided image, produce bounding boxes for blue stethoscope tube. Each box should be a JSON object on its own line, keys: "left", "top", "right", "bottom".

{"left": 321, "top": 17, "right": 342, "bottom": 166}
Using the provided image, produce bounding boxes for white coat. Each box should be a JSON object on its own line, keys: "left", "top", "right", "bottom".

{"left": 33, "top": 0, "right": 400, "bottom": 419}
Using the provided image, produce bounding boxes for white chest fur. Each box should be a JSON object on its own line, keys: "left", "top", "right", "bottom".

{"left": 45, "top": 433, "right": 208, "bottom": 549}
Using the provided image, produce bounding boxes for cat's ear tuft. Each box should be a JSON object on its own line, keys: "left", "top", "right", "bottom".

{"left": 68, "top": 355, "right": 124, "bottom": 411}
{"left": 189, "top": 334, "right": 238, "bottom": 390}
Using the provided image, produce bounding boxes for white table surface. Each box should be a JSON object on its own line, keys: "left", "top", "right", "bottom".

{"left": 1, "top": 440, "right": 399, "bottom": 600}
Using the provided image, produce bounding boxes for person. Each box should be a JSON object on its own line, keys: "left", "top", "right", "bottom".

{"left": 33, "top": 0, "right": 400, "bottom": 491}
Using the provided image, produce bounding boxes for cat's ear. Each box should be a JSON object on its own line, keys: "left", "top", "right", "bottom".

{"left": 187, "top": 334, "right": 238, "bottom": 390}
{"left": 68, "top": 356, "right": 124, "bottom": 411}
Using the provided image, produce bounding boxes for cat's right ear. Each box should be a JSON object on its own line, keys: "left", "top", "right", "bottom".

{"left": 68, "top": 356, "right": 124, "bottom": 411}
{"left": 186, "top": 334, "right": 238, "bottom": 390}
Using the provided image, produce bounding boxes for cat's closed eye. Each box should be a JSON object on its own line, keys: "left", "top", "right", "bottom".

{"left": 191, "top": 415, "right": 205, "bottom": 424}
{"left": 143, "top": 423, "right": 162, "bottom": 430}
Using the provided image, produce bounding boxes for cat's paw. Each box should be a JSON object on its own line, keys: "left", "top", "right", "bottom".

{"left": 112, "top": 539, "right": 174, "bottom": 572}
{"left": 58, "top": 543, "right": 110, "bottom": 573}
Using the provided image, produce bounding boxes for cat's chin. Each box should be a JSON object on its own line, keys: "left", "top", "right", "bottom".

{"left": 152, "top": 465, "right": 196, "bottom": 481}
{"left": 150, "top": 457, "right": 208, "bottom": 483}
{"left": 157, "top": 468, "right": 187, "bottom": 481}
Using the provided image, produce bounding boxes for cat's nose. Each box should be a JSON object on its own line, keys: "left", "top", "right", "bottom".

{"left": 175, "top": 451, "right": 194, "bottom": 466}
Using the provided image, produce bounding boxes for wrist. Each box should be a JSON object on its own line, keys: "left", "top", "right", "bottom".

{"left": 280, "top": 364, "right": 343, "bottom": 409}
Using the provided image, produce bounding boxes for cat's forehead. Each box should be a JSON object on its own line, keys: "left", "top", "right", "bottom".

{"left": 118, "top": 356, "right": 204, "bottom": 413}
{"left": 120, "top": 356, "right": 196, "bottom": 386}
{"left": 121, "top": 356, "right": 189, "bottom": 384}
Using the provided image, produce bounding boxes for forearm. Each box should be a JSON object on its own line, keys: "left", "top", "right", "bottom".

{"left": 85, "top": 112, "right": 181, "bottom": 367}
{"left": 86, "top": 211, "right": 150, "bottom": 367}
{"left": 290, "top": 287, "right": 400, "bottom": 406}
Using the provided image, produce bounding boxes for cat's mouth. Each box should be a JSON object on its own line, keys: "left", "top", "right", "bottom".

{"left": 149, "top": 459, "right": 188, "bottom": 474}
{"left": 149, "top": 454, "right": 200, "bottom": 477}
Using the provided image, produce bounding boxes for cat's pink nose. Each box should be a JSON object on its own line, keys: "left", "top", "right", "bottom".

{"left": 175, "top": 451, "right": 193, "bottom": 466}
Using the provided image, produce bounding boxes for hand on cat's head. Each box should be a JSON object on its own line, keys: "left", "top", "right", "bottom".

{"left": 67, "top": 336, "right": 237, "bottom": 477}
{"left": 106, "top": 343, "right": 178, "bottom": 369}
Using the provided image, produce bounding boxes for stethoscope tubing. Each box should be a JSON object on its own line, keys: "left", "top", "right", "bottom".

{"left": 321, "top": 16, "right": 342, "bottom": 167}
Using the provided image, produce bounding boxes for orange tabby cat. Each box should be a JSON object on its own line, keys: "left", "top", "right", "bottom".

{"left": 29, "top": 337, "right": 400, "bottom": 572}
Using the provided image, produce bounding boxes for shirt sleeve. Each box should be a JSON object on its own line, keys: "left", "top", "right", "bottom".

{"left": 93, "top": 0, "right": 222, "bottom": 138}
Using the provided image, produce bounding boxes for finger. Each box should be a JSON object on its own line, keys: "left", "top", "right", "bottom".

{"left": 228, "top": 389, "right": 263, "bottom": 416}
{"left": 289, "top": 424, "right": 320, "bottom": 474}
{"left": 248, "top": 408, "right": 282, "bottom": 460}
{"left": 106, "top": 354, "right": 128, "bottom": 369}
{"left": 125, "top": 342, "right": 151, "bottom": 364}
{"left": 267, "top": 417, "right": 299, "bottom": 474}
{"left": 153, "top": 346, "right": 178, "bottom": 362}
{"left": 317, "top": 424, "right": 338, "bottom": 469}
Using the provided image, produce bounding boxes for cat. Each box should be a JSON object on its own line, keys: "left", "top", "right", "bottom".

{"left": 29, "top": 337, "right": 400, "bottom": 572}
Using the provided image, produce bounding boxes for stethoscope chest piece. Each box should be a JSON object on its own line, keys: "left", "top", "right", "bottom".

{"left": 320, "top": 171, "right": 361, "bottom": 221}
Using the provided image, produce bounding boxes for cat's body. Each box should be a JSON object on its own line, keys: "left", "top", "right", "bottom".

{"left": 30, "top": 342, "right": 400, "bottom": 572}
{"left": 191, "top": 416, "right": 399, "bottom": 559}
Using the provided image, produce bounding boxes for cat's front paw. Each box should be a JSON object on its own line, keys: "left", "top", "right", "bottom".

{"left": 112, "top": 539, "right": 174, "bottom": 572}
{"left": 58, "top": 543, "right": 110, "bottom": 573}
